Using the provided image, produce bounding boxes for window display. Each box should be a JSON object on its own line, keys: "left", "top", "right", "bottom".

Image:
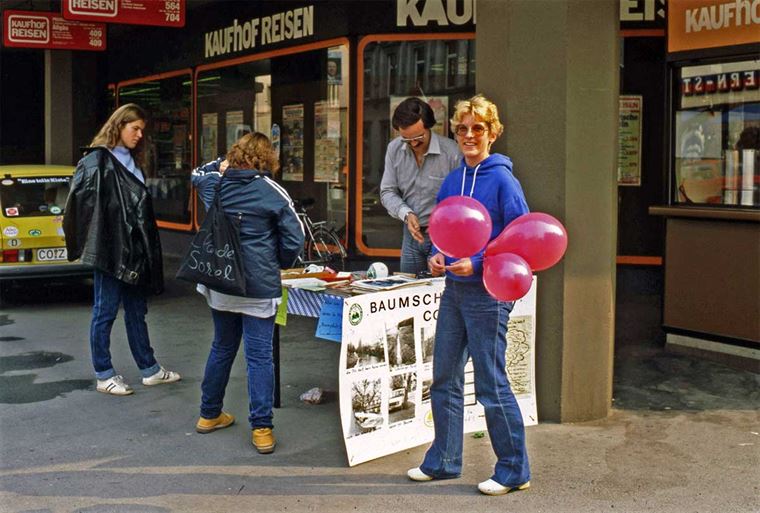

{"left": 358, "top": 35, "right": 476, "bottom": 255}
{"left": 195, "top": 42, "right": 349, "bottom": 237}
{"left": 118, "top": 73, "right": 193, "bottom": 226}
{"left": 674, "top": 58, "right": 760, "bottom": 208}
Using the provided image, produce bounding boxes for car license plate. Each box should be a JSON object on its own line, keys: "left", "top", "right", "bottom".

{"left": 36, "top": 248, "right": 67, "bottom": 262}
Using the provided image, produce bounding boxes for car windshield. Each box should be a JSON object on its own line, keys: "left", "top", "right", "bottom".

{"left": 1, "top": 176, "right": 70, "bottom": 218}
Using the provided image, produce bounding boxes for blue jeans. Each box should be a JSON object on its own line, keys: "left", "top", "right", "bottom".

{"left": 420, "top": 278, "right": 530, "bottom": 487}
{"left": 200, "top": 308, "right": 276, "bottom": 429}
{"left": 400, "top": 224, "right": 432, "bottom": 275}
{"left": 90, "top": 270, "right": 160, "bottom": 380}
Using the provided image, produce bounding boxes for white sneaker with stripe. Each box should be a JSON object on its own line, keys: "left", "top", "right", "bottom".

{"left": 142, "top": 366, "right": 181, "bottom": 386}
{"left": 96, "top": 375, "right": 134, "bottom": 396}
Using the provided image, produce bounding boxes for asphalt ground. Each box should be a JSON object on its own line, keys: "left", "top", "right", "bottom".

{"left": 0, "top": 263, "right": 758, "bottom": 513}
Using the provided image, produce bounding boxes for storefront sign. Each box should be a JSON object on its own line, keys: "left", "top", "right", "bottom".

{"left": 62, "top": 0, "right": 185, "bottom": 28}
{"left": 619, "top": 0, "right": 667, "bottom": 30}
{"left": 203, "top": 5, "right": 314, "bottom": 59}
{"left": 618, "top": 95, "right": 643, "bottom": 186}
{"left": 2, "top": 10, "right": 105, "bottom": 51}
{"left": 668, "top": 0, "right": 760, "bottom": 52}
{"left": 681, "top": 69, "right": 758, "bottom": 94}
{"left": 396, "top": 0, "right": 476, "bottom": 27}
{"left": 680, "top": 59, "right": 760, "bottom": 108}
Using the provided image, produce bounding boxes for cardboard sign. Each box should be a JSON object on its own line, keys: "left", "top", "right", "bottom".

{"left": 339, "top": 279, "right": 538, "bottom": 466}
{"left": 315, "top": 295, "right": 343, "bottom": 342}
{"left": 62, "top": 0, "right": 185, "bottom": 28}
{"left": 2, "top": 10, "right": 106, "bottom": 51}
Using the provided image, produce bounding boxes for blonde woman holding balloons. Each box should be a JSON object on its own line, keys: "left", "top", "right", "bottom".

{"left": 407, "top": 95, "right": 531, "bottom": 496}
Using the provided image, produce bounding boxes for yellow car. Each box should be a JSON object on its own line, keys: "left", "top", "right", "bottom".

{"left": 0, "top": 165, "right": 91, "bottom": 282}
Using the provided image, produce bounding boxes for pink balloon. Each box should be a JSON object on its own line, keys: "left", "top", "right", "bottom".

{"left": 428, "top": 196, "right": 492, "bottom": 259}
{"left": 485, "top": 213, "right": 568, "bottom": 271}
{"left": 482, "top": 253, "right": 533, "bottom": 301}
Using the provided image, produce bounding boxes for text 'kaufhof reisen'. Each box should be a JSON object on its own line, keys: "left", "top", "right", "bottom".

{"left": 204, "top": 5, "right": 314, "bottom": 58}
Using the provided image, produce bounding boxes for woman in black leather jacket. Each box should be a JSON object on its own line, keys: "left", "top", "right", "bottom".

{"left": 64, "top": 104, "right": 181, "bottom": 396}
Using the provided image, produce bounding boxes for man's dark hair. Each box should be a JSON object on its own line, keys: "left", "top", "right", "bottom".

{"left": 392, "top": 97, "right": 436, "bottom": 130}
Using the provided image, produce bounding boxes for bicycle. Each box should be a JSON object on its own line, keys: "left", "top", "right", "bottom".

{"left": 293, "top": 198, "right": 347, "bottom": 271}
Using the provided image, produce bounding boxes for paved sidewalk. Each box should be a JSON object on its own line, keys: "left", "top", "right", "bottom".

{"left": 0, "top": 265, "right": 758, "bottom": 513}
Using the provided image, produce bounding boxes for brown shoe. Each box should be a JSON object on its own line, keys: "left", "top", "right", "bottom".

{"left": 252, "top": 428, "right": 276, "bottom": 454}
{"left": 196, "top": 412, "right": 235, "bottom": 434}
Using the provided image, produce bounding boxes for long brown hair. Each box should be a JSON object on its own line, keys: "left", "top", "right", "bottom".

{"left": 90, "top": 103, "right": 148, "bottom": 169}
{"left": 226, "top": 132, "right": 280, "bottom": 174}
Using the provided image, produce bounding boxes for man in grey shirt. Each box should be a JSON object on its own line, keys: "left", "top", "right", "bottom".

{"left": 380, "top": 98, "right": 461, "bottom": 275}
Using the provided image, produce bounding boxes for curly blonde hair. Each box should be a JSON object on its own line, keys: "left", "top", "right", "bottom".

{"left": 226, "top": 132, "right": 280, "bottom": 174}
{"left": 90, "top": 103, "right": 148, "bottom": 169}
{"left": 450, "top": 94, "right": 504, "bottom": 139}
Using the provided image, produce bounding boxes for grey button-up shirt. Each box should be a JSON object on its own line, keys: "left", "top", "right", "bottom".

{"left": 380, "top": 132, "right": 461, "bottom": 227}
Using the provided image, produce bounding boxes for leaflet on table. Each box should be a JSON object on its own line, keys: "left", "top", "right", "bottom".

{"left": 350, "top": 276, "right": 440, "bottom": 292}
{"left": 338, "top": 278, "right": 538, "bottom": 466}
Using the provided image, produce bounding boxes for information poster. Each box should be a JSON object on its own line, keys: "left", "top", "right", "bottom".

{"left": 314, "top": 101, "right": 341, "bottom": 183}
{"left": 618, "top": 95, "right": 642, "bottom": 186}
{"left": 282, "top": 104, "right": 304, "bottom": 182}
{"left": 62, "top": 0, "right": 185, "bottom": 28}
{"left": 339, "top": 279, "right": 537, "bottom": 466}
{"left": 201, "top": 113, "right": 218, "bottom": 163}
{"left": 389, "top": 96, "right": 449, "bottom": 138}
{"left": 3, "top": 10, "right": 106, "bottom": 51}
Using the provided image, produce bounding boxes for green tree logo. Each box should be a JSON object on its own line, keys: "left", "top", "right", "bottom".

{"left": 349, "top": 304, "right": 363, "bottom": 326}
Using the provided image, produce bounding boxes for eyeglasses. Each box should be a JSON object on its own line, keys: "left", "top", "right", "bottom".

{"left": 454, "top": 124, "right": 488, "bottom": 137}
{"left": 400, "top": 134, "right": 426, "bottom": 144}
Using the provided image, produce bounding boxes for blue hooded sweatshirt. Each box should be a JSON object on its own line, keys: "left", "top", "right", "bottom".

{"left": 433, "top": 153, "right": 529, "bottom": 282}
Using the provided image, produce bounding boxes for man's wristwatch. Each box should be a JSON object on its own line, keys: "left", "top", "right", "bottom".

{"left": 404, "top": 212, "right": 414, "bottom": 224}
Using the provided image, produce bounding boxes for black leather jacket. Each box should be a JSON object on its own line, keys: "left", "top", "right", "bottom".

{"left": 64, "top": 147, "right": 164, "bottom": 294}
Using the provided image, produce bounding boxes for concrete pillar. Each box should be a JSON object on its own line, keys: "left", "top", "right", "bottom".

{"left": 45, "top": 50, "right": 74, "bottom": 165}
{"left": 477, "top": 0, "right": 619, "bottom": 422}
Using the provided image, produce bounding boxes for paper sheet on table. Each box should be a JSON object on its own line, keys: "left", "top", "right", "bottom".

{"left": 282, "top": 278, "right": 328, "bottom": 290}
{"left": 275, "top": 288, "right": 288, "bottom": 326}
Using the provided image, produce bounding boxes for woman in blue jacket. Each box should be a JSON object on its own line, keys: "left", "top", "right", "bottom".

{"left": 191, "top": 132, "right": 304, "bottom": 454}
{"left": 406, "top": 95, "right": 531, "bottom": 495}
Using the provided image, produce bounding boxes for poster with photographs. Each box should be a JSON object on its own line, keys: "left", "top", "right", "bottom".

{"left": 389, "top": 96, "right": 449, "bottom": 139}
{"left": 225, "top": 110, "right": 251, "bottom": 153}
{"left": 314, "top": 101, "right": 341, "bottom": 183}
{"left": 201, "top": 112, "right": 218, "bottom": 163}
{"left": 339, "top": 278, "right": 537, "bottom": 466}
{"left": 281, "top": 104, "right": 304, "bottom": 182}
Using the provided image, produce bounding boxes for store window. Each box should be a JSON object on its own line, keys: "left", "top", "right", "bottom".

{"left": 674, "top": 58, "right": 760, "bottom": 208}
{"left": 357, "top": 35, "right": 475, "bottom": 255}
{"left": 118, "top": 72, "right": 193, "bottom": 227}
{"left": 195, "top": 41, "right": 349, "bottom": 237}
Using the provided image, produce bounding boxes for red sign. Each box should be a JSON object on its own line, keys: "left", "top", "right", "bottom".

{"left": 62, "top": 0, "right": 185, "bottom": 28}
{"left": 2, "top": 10, "right": 106, "bottom": 51}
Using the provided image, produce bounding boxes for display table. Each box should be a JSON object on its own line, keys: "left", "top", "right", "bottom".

{"left": 278, "top": 277, "right": 538, "bottom": 466}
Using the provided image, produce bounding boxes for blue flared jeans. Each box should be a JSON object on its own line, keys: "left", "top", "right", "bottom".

{"left": 90, "top": 270, "right": 160, "bottom": 380}
{"left": 420, "top": 278, "right": 530, "bottom": 487}
{"left": 200, "top": 308, "right": 276, "bottom": 429}
{"left": 400, "top": 224, "right": 432, "bottom": 275}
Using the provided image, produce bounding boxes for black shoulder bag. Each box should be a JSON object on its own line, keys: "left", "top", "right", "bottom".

{"left": 176, "top": 178, "right": 247, "bottom": 296}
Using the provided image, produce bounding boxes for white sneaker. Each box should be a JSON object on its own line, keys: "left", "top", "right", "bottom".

{"left": 407, "top": 467, "right": 433, "bottom": 482}
{"left": 477, "top": 479, "right": 530, "bottom": 496}
{"left": 96, "top": 375, "right": 134, "bottom": 396}
{"left": 142, "top": 366, "right": 181, "bottom": 386}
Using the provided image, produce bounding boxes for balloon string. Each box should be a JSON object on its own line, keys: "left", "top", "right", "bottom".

{"left": 459, "top": 164, "right": 481, "bottom": 197}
